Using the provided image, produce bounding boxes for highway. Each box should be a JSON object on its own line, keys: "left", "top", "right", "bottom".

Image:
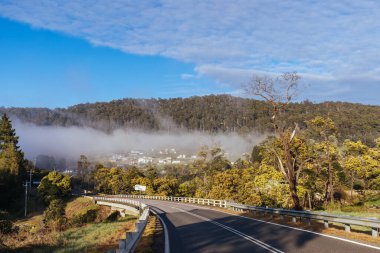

{"left": 133, "top": 199, "right": 380, "bottom": 253}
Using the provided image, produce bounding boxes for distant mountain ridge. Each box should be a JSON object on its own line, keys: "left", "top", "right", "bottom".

{"left": 1, "top": 95, "right": 380, "bottom": 145}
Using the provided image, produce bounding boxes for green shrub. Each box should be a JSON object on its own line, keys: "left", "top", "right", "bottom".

{"left": 0, "top": 220, "right": 14, "bottom": 234}
{"left": 324, "top": 202, "right": 341, "bottom": 211}
{"left": 38, "top": 171, "right": 72, "bottom": 204}
{"left": 341, "top": 204, "right": 367, "bottom": 212}
{"left": 70, "top": 208, "right": 98, "bottom": 226}
{"left": 366, "top": 198, "right": 380, "bottom": 207}
{"left": 50, "top": 217, "right": 68, "bottom": 231}
{"left": 44, "top": 199, "right": 65, "bottom": 222}
{"left": 365, "top": 192, "right": 380, "bottom": 202}
{"left": 105, "top": 211, "right": 121, "bottom": 222}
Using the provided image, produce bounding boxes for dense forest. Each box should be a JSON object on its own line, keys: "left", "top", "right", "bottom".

{"left": 88, "top": 128, "right": 380, "bottom": 211}
{"left": 0, "top": 98, "right": 379, "bottom": 214}
{"left": 1, "top": 95, "right": 380, "bottom": 145}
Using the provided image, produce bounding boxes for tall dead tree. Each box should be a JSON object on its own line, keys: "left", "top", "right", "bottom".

{"left": 245, "top": 72, "right": 304, "bottom": 210}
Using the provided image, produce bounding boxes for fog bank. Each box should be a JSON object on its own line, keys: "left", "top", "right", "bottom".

{"left": 13, "top": 119, "right": 266, "bottom": 160}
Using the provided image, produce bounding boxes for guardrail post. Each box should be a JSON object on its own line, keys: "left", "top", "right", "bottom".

{"left": 126, "top": 231, "right": 133, "bottom": 241}
{"left": 344, "top": 224, "right": 351, "bottom": 232}
{"left": 305, "top": 218, "right": 311, "bottom": 225}
{"left": 119, "top": 239, "right": 126, "bottom": 249}
{"left": 324, "top": 220, "right": 329, "bottom": 228}
{"left": 372, "top": 228, "right": 379, "bottom": 237}
{"left": 292, "top": 217, "right": 297, "bottom": 223}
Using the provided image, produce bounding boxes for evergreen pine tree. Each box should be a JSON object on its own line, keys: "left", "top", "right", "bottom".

{"left": 0, "top": 113, "right": 20, "bottom": 149}
{"left": 0, "top": 113, "right": 25, "bottom": 209}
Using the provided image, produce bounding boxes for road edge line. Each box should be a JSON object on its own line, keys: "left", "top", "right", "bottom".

{"left": 172, "top": 201, "right": 380, "bottom": 251}
{"left": 150, "top": 208, "right": 170, "bottom": 253}
{"left": 170, "top": 206, "right": 284, "bottom": 253}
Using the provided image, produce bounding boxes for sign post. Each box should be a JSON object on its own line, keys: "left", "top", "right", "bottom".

{"left": 134, "top": 185, "right": 146, "bottom": 215}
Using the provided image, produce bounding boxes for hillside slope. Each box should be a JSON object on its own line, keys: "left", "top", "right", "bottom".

{"left": 1, "top": 95, "right": 380, "bottom": 144}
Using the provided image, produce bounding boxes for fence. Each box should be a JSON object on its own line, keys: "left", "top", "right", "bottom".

{"left": 113, "top": 194, "right": 380, "bottom": 238}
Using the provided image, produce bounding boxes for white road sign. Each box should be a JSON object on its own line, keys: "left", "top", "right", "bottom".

{"left": 134, "top": 184, "right": 147, "bottom": 192}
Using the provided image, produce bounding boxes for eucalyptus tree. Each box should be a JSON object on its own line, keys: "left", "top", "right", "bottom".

{"left": 306, "top": 116, "right": 340, "bottom": 204}
{"left": 244, "top": 72, "right": 306, "bottom": 210}
{"left": 343, "top": 139, "right": 380, "bottom": 199}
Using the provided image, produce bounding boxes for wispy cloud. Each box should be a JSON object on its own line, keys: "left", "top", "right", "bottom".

{"left": 1, "top": 0, "right": 379, "bottom": 103}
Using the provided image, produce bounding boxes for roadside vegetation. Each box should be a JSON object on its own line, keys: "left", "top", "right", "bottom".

{"left": 135, "top": 215, "right": 164, "bottom": 253}
{"left": 1, "top": 197, "right": 136, "bottom": 252}
{"left": 63, "top": 75, "right": 379, "bottom": 218}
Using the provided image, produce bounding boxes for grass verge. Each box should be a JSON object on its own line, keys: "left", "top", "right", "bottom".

{"left": 134, "top": 215, "right": 164, "bottom": 253}
{"left": 1, "top": 197, "right": 137, "bottom": 253}
{"left": 56, "top": 215, "right": 136, "bottom": 253}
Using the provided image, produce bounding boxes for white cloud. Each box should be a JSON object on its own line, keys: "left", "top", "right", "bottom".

{"left": 180, "top": 73, "right": 196, "bottom": 80}
{"left": 0, "top": 0, "right": 380, "bottom": 102}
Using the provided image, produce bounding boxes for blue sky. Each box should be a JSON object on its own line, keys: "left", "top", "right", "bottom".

{"left": 0, "top": 0, "right": 380, "bottom": 108}
{"left": 0, "top": 17, "right": 227, "bottom": 107}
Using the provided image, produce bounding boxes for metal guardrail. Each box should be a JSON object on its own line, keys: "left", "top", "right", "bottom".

{"left": 114, "top": 194, "right": 380, "bottom": 238}
{"left": 229, "top": 202, "right": 380, "bottom": 237}
{"left": 91, "top": 196, "right": 150, "bottom": 253}
{"left": 118, "top": 194, "right": 228, "bottom": 208}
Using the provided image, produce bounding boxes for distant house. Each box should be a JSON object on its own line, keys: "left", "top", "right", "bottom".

{"left": 138, "top": 157, "right": 153, "bottom": 164}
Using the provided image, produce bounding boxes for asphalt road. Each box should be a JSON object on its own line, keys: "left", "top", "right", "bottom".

{"left": 133, "top": 199, "right": 380, "bottom": 253}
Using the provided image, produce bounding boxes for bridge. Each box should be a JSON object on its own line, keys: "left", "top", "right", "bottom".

{"left": 93, "top": 195, "right": 380, "bottom": 253}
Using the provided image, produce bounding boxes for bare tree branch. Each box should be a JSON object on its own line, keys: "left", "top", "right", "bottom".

{"left": 244, "top": 71, "right": 304, "bottom": 210}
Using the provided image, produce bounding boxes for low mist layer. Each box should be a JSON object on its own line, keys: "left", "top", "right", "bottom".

{"left": 13, "top": 119, "right": 266, "bottom": 160}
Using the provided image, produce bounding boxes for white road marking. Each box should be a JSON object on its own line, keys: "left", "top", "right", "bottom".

{"left": 170, "top": 205, "right": 284, "bottom": 253}
{"left": 164, "top": 201, "right": 380, "bottom": 251}
{"left": 150, "top": 208, "right": 170, "bottom": 253}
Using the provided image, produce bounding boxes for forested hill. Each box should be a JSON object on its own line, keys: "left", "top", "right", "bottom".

{"left": 1, "top": 95, "right": 380, "bottom": 144}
